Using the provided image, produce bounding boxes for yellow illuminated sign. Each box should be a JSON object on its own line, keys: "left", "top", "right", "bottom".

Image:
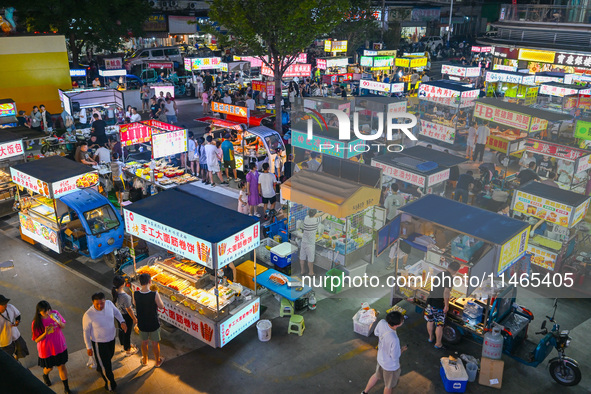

{"left": 518, "top": 49, "right": 555, "bottom": 63}
{"left": 498, "top": 227, "right": 529, "bottom": 275}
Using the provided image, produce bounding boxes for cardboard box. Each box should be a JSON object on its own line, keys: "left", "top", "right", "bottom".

{"left": 478, "top": 357, "right": 504, "bottom": 389}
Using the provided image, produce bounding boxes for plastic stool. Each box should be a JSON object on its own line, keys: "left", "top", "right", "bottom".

{"left": 288, "top": 314, "right": 305, "bottom": 336}
{"left": 280, "top": 298, "right": 293, "bottom": 317}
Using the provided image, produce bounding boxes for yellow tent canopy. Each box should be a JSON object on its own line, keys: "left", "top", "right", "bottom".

{"left": 281, "top": 171, "right": 381, "bottom": 218}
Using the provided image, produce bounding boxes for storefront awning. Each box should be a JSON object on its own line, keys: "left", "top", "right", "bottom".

{"left": 281, "top": 171, "right": 380, "bottom": 218}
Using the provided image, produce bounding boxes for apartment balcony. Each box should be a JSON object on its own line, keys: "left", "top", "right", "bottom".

{"left": 498, "top": 4, "right": 591, "bottom": 26}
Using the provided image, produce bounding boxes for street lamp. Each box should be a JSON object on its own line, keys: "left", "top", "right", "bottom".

{"left": 448, "top": 0, "right": 454, "bottom": 44}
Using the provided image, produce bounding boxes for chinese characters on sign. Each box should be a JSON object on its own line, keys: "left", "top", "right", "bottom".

{"left": 211, "top": 103, "right": 248, "bottom": 117}
{"left": 52, "top": 172, "right": 99, "bottom": 198}
{"left": 190, "top": 57, "right": 222, "bottom": 71}
{"left": 19, "top": 213, "right": 60, "bottom": 253}
{"left": 486, "top": 135, "right": 509, "bottom": 152}
{"left": 473, "top": 102, "right": 531, "bottom": 131}
{"left": 151, "top": 129, "right": 188, "bottom": 159}
{"left": 0, "top": 140, "right": 23, "bottom": 160}
{"left": 261, "top": 64, "right": 311, "bottom": 78}
{"left": 104, "top": 58, "right": 122, "bottom": 70}
{"left": 219, "top": 298, "right": 260, "bottom": 347}
{"left": 10, "top": 168, "right": 50, "bottom": 197}
{"left": 419, "top": 84, "right": 461, "bottom": 98}
{"left": 419, "top": 119, "right": 455, "bottom": 144}
{"left": 512, "top": 191, "right": 573, "bottom": 227}
{"left": 372, "top": 161, "right": 425, "bottom": 187}
{"left": 124, "top": 210, "right": 214, "bottom": 267}
{"left": 525, "top": 139, "right": 585, "bottom": 161}
{"left": 498, "top": 228, "right": 529, "bottom": 275}
{"left": 120, "top": 123, "right": 151, "bottom": 146}
{"left": 539, "top": 84, "right": 578, "bottom": 97}
{"left": 555, "top": 52, "right": 591, "bottom": 68}
{"left": 427, "top": 169, "right": 450, "bottom": 187}
{"left": 527, "top": 244, "right": 557, "bottom": 271}
{"left": 216, "top": 223, "right": 260, "bottom": 268}
{"left": 360, "top": 79, "right": 392, "bottom": 93}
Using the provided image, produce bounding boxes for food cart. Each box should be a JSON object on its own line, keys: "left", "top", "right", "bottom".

{"left": 473, "top": 98, "right": 572, "bottom": 167}
{"left": 395, "top": 55, "right": 428, "bottom": 92}
{"left": 0, "top": 131, "right": 26, "bottom": 216}
{"left": 98, "top": 69, "right": 127, "bottom": 90}
{"left": 357, "top": 79, "right": 405, "bottom": 97}
{"left": 523, "top": 138, "right": 591, "bottom": 191}
{"left": 0, "top": 99, "right": 18, "bottom": 128}
{"left": 536, "top": 82, "right": 591, "bottom": 114}
{"left": 58, "top": 88, "right": 125, "bottom": 126}
{"left": 440, "top": 64, "right": 481, "bottom": 86}
{"left": 316, "top": 57, "right": 350, "bottom": 76}
{"left": 511, "top": 182, "right": 590, "bottom": 278}
{"left": 484, "top": 70, "right": 539, "bottom": 105}
{"left": 282, "top": 170, "right": 383, "bottom": 272}
{"left": 119, "top": 120, "right": 192, "bottom": 189}
{"left": 417, "top": 81, "right": 479, "bottom": 148}
{"left": 123, "top": 188, "right": 261, "bottom": 348}
{"left": 10, "top": 156, "right": 124, "bottom": 259}
{"left": 372, "top": 146, "right": 467, "bottom": 197}
{"left": 390, "top": 194, "right": 531, "bottom": 342}
{"left": 359, "top": 54, "right": 396, "bottom": 80}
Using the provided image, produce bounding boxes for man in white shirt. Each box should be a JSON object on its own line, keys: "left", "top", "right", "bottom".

{"left": 94, "top": 144, "right": 111, "bottom": 163}
{"left": 362, "top": 312, "right": 407, "bottom": 394}
{"left": 473, "top": 121, "right": 490, "bottom": 163}
{"left": 306, "top": 152, "right": 321, "bottom": 171}
{"left": 299, "top": 208, "right": 321, "bottom": 276}
{"left": 83, "top": 292, "right": 127, "bottom": 392}
{"left": 258, "top": 162, "right": 277, "bottom": 213}
{"left": 129, "top": 107, "right": 142, "bottom": 122}
{"left": 384, "top": 184, "right": 405, "bottom": 222}
{"left": 519, "top": 151, "right": 537, "bottom": 171}
{"left": 245, "top": 94, "right": 256, "bottom": 111}
{"left": 223, "top": 94, "right": 232, "bottom": 104}
{"left": 204, "top": 136, "right": 226, "bottom": 186}
{"left": 0, "top": 295, "right": 22, "bottom": 358}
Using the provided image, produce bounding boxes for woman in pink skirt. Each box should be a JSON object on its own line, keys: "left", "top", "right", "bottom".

{"left": 32, "top": 300, "right": 70, "bottom": 393}
{"left": 246, "top": 162, "right": 262, "bottom": 217}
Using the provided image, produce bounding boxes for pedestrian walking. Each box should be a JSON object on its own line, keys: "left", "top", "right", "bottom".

{"left": 133, "top": 273, "right": 165, "bottom": 368}
{"left": 465, "top": 124, "right": 476, "bottom": 160}
{"left": 163, "top": 97, "right": 177, "bottom": 124}
{"left": 202, "top": 89, "right": 210, "bottom": 115}
{"left": 83, "top": 292, "right": 127, "bottom": 392}
{"left": 205, "top": 135, "right": 226, "bottom": 186}
{"left": 0, "top": 294, "right": 28, "bottom": 361}
{"left": 238, "top": 181, "right": 249, "bottom": 214}
{"left": 32, "top": 301, "right": 70, "bottom": 393}
{"left": 362, "top": 311, "right": 407, "bottom": 394}
{"left": 112, "top": 276, "right": 138, "bottom": 356}
{"left": 246, "top": 163, "right": 262, "bottom": 216}
{"left": 140, "top": 83, "right": 151, "bottom": 113}
{"left": 197, "top": 137, "right": 207, "bottom": 181}
{"left": 258, "top": 163, "right": 277, "bottom": 214}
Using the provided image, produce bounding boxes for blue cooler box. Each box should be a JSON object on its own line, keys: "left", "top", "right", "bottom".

{"left": 440, "top": 357, "right": 468, "bottom": 393}
{"left": 270, "top": 242, "right": 298, "bottom": 268}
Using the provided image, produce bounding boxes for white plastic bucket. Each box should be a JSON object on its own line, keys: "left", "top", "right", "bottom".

{"left": 256, "top": 319, "right": 272, "bottom": 342}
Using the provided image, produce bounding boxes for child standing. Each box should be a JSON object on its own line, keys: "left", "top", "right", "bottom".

{"left": 362, "top": 312, "right": 407, "bottom": 394}
{"left": 238, "top": 181, "right": 249, "bottom": 214}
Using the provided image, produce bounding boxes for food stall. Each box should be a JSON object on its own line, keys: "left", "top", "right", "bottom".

{"left": 536, "top": 82, "right": 591, "bottom": 114}
{"left": 98, "top": 69, "right": 127, "bottom": 90}
{"left": 390, "top": 194, "right": 531, "bottom": 341}
{"left": 321, "top": 72, "right": 361, "bottom": 87}
{"left": 372, "top": 146, "right": 467, "bottom": 197}
{"left": 484, "top": 70, "right": 539, "bottom": 105}
{"left": 440, "top": 64, "right": 481, "bottom": 86}
{"left": 523, "top": 138, "right": 591, "bottom": 191}
{"left": 359, "top": 55, "right": 396, "bottom": 79}
{"left": 357, "top": 79, "right": 405, "bottom": 97}
{"left": 534, "top": 72, "right": 567, "bottom": 85}
{"left": 417, "top": 81, "right": 479, "bottom": 148}
{"left": 316, "top": 57, "right": 349, "bottom": 76}
{"left": 123, "top": 188, "right": 261, "bottom": 348}
{"left": 10, "top": 156, "right": 124, "bottom": 259}
{"left": 473, "top": 98, "right": 572, "bottom": 167}
{"left": 119, "top": 120, "right": 193, "bottom": 189}
{"left": 0, "top": 131, "right": 26, "bottom": 216}
{"left": 395, "top": 55, "right": 428, "bottom": 92}
{"left": 58, "top": 88, "right": 125, "bottom": 126}
{"left": 511, "top": 182, "right": 589, "bottom": 277}
{"left": 0, "top": 99, "right": 18, "bottom": 128}
{"left": 282, "top": 170, "right": 383, "bottom": 272}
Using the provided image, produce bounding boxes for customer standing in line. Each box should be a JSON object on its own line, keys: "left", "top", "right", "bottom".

{"left": 361, "top": 311, "right": 407, "bottom": 394}
{"left": 32, "top": 301, "right": 70, "bottom": 393}
{"left": 246, "top": 163, "right": 262, "bottom": 217}
{"left": 83, "top": 292, "right": 127, "bottom": 392}
{"left": 112, "top": 276, "right": 138, "bottom": 356}
{"left": 134, "top": 273, "right": 165, "bottom": 368}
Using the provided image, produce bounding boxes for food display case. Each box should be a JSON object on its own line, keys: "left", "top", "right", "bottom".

{"left": 511, "top": 182, "right": 590, "bottom": 275}
{"left": 123, "top": 189, "right": 261, "bottom": 348}
{"left": 0, "top": 131, "right": 25, "bottom": 216}
{"left": 282, "top": 170, "right": 383, "bottom": 269}
{"left": 484, "top": 70, "right": 539, "bottom": 105}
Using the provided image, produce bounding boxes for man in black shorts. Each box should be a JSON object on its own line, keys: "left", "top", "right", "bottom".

{"left": 258, "top": 163, "right": 277, "bottom": 214}
{"left": 425, "top": 260, "right": 460, "bottom": 349}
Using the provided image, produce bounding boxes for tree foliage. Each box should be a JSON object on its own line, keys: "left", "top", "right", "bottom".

{"left": 207, "top": 0, "right": 349, "bottom": 131}
{"left": 330, "top": 0, "right": 380, "bottom": 56}
{"left": 1, "top": 0, "right": 151, "bottom": 63}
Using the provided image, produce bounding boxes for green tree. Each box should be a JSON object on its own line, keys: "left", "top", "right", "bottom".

{"left": 208, "top": 0, "right": 349, "bottom": 132}
{"left": 330, "top": 0, "right": 380, "bottom": 57}
{"left": 2, "top": 0, "right": 151, "bottom": 64}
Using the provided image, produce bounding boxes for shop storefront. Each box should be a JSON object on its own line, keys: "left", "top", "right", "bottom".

{"left": 124, "top": 188, "right": 261, "bottom": 348}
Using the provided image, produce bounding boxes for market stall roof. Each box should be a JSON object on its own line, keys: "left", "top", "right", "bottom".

{"left": 518, "top": 182, "right": 589, "bottom": 207}
{"left": 124, "top": 189, "right": 258, "bottom": 242}
{"left": 396, "top": 146, "right": 467, "bottom": 167}
{"left": 247, "top": 126, "right": 278, "bottom": 139}
{"left": 0, "top": 130, "right": 24, "bottom": 144}
{"left": 539, "top": 82, "right": 587, "bottom": 91}
{"left": 1, "top": 126, "right": 46, "bottom": 141}
{"left": 60, "top": 88, "right": 123, "bottom": 107}
{"left": 474, "top": 98, "right": 572, "bottom": 122}
{"left": 400, "top": 194, "right": 529, "bottom": 245}
{"left": 11, "top": 156, "right": 92, "bottom": 183}
{"left": 281, "top": 170, "right": 381, "bottom": 218}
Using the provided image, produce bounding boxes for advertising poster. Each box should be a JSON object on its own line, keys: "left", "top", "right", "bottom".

{"left": 219, "top": 298, "right": 260, "bottom": 347}
{"left": 19, "top": 213, "right": 60, "bottom": 253}
{"left": 527, "top": 244, "right": 558, "bottom": 271}
{"left": 216, "top": 223, "right": 260, "bottom": 268}
{"left": 498, "top": 228, "right": 529, "bottom": 275}
{"left": 512, "top": 190, "right": 572, "bottom": 227}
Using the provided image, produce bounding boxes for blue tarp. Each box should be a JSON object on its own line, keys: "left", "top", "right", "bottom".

{"left": 399, "top": 194, "right": 529, "bottom": 245}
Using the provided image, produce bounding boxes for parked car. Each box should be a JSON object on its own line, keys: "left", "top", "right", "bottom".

{"left": 125, "top": 46, "right": 183, "bottom": 67}
{"left": 420, "top": 36, "right": 444, "bottom": 51}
